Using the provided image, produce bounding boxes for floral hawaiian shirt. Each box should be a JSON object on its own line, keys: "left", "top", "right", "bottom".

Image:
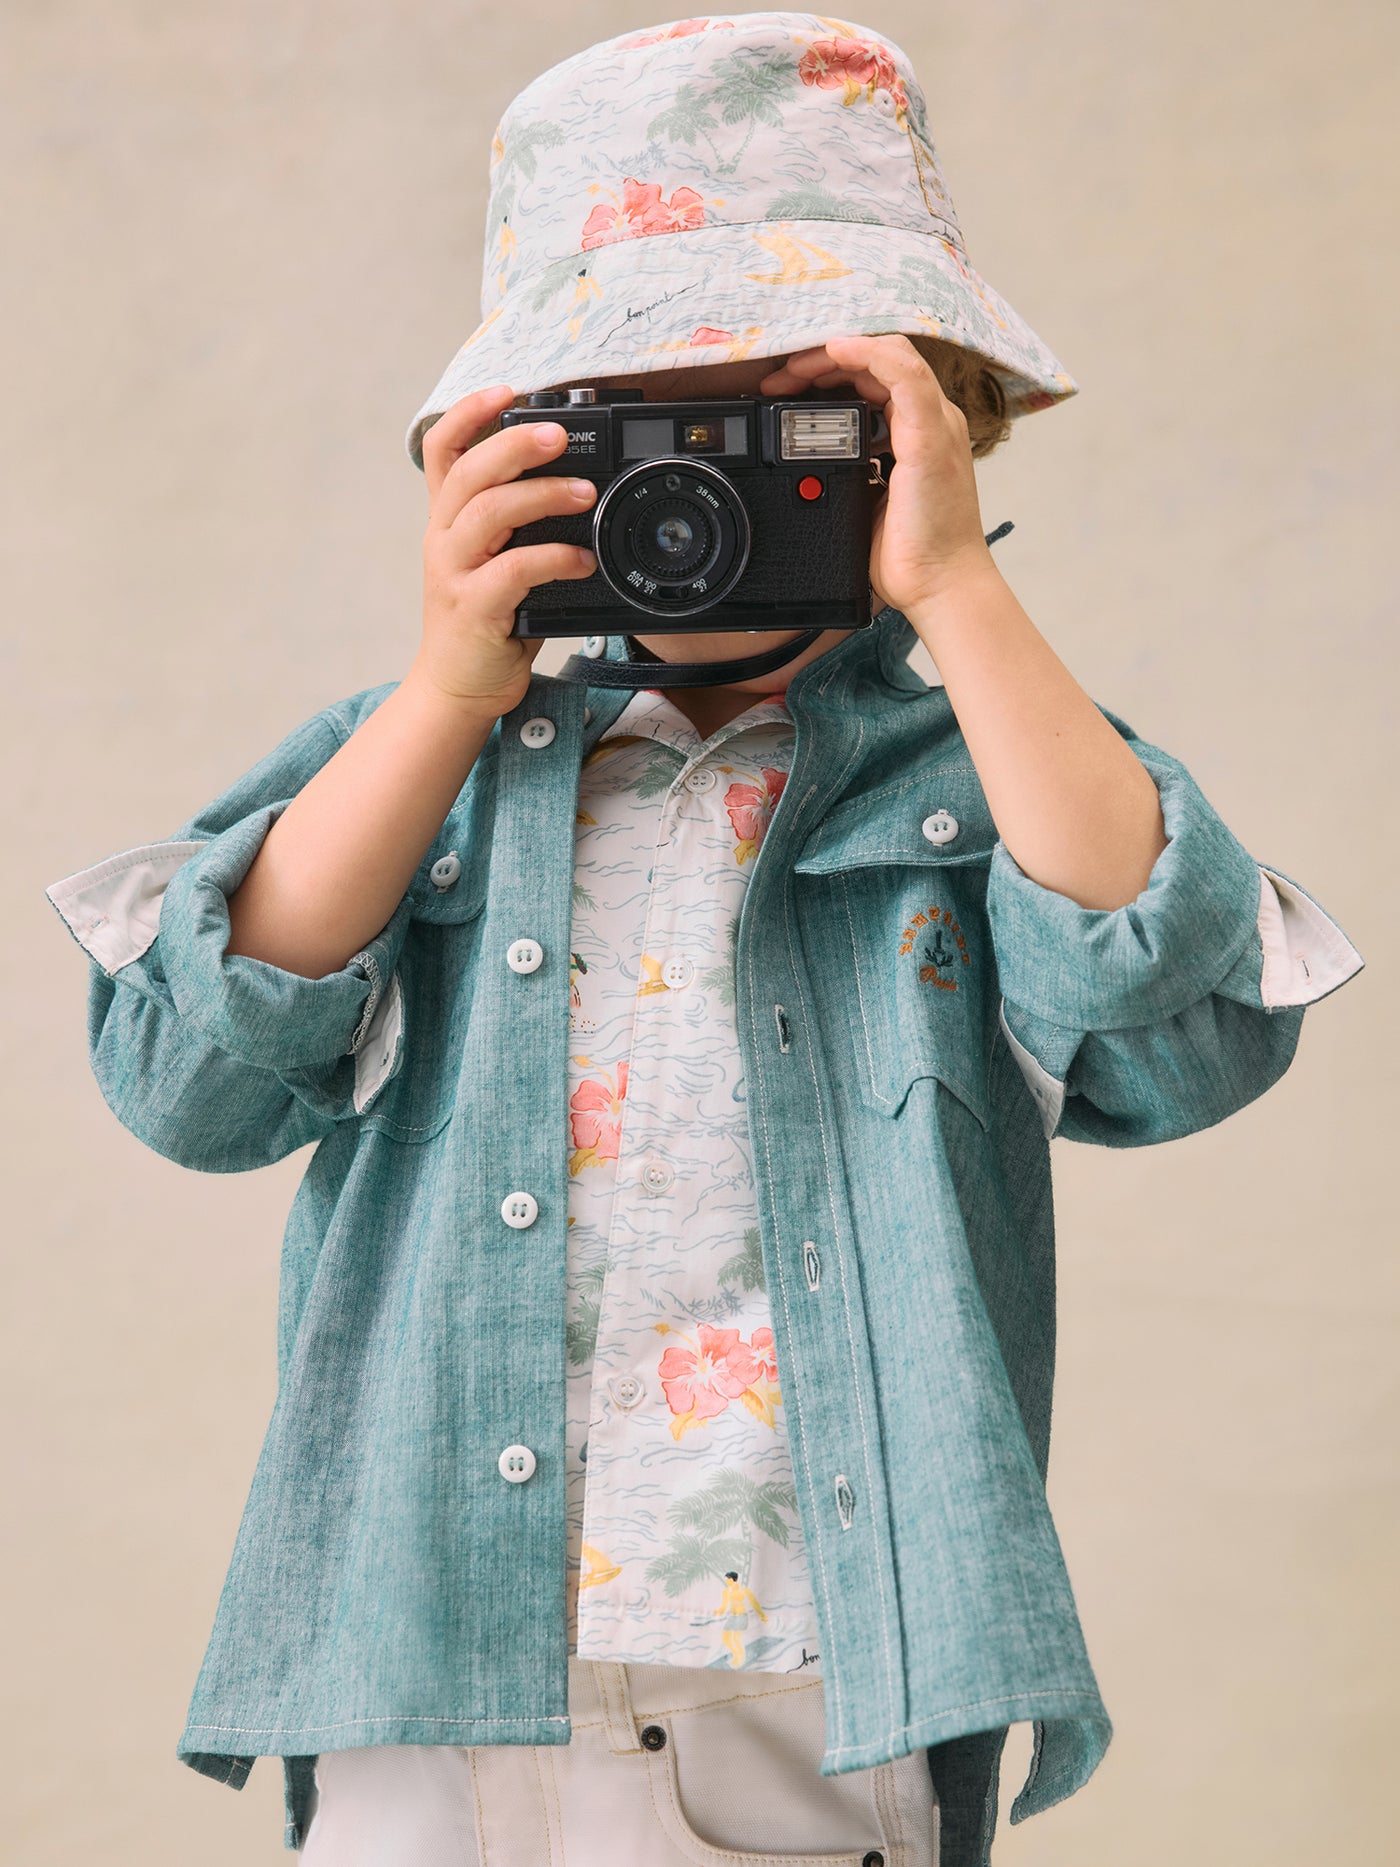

{"left": 564, "top": 687, "right": 823, "bottom": 1676}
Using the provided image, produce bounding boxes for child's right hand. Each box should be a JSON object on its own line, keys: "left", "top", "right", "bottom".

{"left": 415, "top": 384, "right": 599, "bottom": 721}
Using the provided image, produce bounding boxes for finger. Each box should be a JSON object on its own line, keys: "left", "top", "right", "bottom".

{"left": 820, "top": 335, "right": 946, "bottom": 450}
{"left": 757, "top": 348, "right": 840, "bottom": 390}
{"left": 421, "top": 383, "right": 516, "bottom": 504}
{"left": 808, "top": 367, "right": 892, "bottom": 404}
{"left": 468, "top": 539, "right": 598, "bottom": 623}
{"left": 433, "top": 417, "right": 576, "bottom": 533}
{"left": 448, "top": 473, "right": 598, "bottom": 573}
{"left": 822, "top": 334, "right": 945, "bottom": 409}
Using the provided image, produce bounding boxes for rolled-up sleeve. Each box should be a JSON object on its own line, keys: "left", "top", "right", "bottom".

{"left": 986, "top": 714, "right": 1366, "bottom": 1147}
{"left": 44, "top": 699, "right": 415, "bottom": 1169}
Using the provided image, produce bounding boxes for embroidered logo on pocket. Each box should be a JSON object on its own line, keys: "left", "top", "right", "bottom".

{"left": 899, "top": 903, "right": 970, "bottom": 991}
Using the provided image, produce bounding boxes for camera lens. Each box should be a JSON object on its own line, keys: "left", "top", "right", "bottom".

{"left": 593, "top": 457, "right": 750, "bottom": 618}
{"left": 631, "top": 492, "right": 713, "bottom": 581}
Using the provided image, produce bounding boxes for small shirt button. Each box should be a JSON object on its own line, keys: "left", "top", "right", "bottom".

{"left": 500, "top": 1190, "right": 539, "bottom": 1229}
{"left": 921, "top": 809, "right": 959, "bottom": 845}
{"left": 583, "top": 706, "right": 593, "bottom": 725}
{"left": 507, "top": 938, "right": 544, "bottom": 974}
{"left": 581, "top": 635, "right": 608, "bottom": 658}
{"left": 430, "top": 851, "right": 462, "bottom": 890}
{"left": 660, "top": 955, "right": 694, "bottom": 990}
{"left": 498, "top": 1444, "right": 537, "bottom": 1482}
{"left": 520, "top": 716, "right": 557, "bottom": 749}
{"left": 608, "top": 1373, "right": 646, "bottom": 1411}
{"left": 682, "top": 766, "right": 717, "bottom": 793}
{"left": 638, "top": 1159, "right": 674, "bottom": 1195}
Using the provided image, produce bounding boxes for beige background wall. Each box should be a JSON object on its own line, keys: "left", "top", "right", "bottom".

{"left": 5, "top": 3, "right": 1394, "bottom": 1860}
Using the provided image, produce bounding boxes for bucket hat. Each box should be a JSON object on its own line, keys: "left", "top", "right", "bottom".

{"left": 404, "top": 10, "right": 1078, "bottom": 471}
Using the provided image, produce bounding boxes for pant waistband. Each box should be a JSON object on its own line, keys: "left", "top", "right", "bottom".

{"left": 566, "top": 1654, "right": 822, "bottom": 1758}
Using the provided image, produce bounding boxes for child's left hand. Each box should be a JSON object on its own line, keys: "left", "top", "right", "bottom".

{"left": 757, "top": 333, "right": 994, "bottom": 620}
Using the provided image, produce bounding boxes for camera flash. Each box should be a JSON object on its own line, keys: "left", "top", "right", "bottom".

{"left": 779, "top": 407, "right": 861, "bottom": 460}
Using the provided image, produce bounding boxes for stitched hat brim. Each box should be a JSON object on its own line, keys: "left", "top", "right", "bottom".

{"left": 405, "top": 215, "right": 1077, "bottom": 470}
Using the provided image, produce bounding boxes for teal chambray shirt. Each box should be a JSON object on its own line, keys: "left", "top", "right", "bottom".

{"left": 44, "top": 607, "right": 1365, "bottom": 1863}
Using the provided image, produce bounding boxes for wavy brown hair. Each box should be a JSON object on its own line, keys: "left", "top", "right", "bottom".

{"left": 905, "top": 333, "right": 1013, "bottom": 459}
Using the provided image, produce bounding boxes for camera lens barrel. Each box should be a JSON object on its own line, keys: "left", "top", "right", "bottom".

{"left": 592, "top": 456, "right": 751, "bottom": 619}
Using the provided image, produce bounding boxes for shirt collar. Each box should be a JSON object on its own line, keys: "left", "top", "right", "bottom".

{"left": 598, "top": 688, "right": 792, "bottom": 760}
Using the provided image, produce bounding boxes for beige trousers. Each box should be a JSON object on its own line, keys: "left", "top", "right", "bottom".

{"left": 299, "top": 1655, "right": 940, "bottom": 1865}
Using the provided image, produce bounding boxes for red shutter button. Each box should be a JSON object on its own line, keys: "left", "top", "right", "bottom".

{"left": 797, "top": 475, "right": 824, "bottom": 500}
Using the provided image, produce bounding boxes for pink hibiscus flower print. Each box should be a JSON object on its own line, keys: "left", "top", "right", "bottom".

{"left": 568, "top": 1061, "right": 628, "bottom": 1175}
{"left": 654, "top": 1323, "right": 761, "bottom": 1441}
{"left": 580, "top": 178, "right": 708, "bottom": 250}
{"left": 737, "top": 1326, "right": 784, "bottom": 1429}
{"left": 724, "top": 766, "right": 788, "bottom": 865}
{"left": 798, "top": 35, "right": 910, "bottom": 117}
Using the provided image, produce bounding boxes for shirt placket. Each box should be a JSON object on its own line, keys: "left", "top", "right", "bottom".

{"left": 576, "top": 704, "right": 802, "bottom": 1659}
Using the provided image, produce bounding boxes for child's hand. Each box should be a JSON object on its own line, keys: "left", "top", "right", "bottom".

{"left": 758, "top": 334, "right": 994, "bottom": 617}
{"left": 416, "top": 386, "right": 599, "bottom": 720}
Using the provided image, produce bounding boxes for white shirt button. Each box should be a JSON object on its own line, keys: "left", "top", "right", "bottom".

{"left": 682, "top": 767, "right": 717, "bottom": 793}
{"left": 506, "top": 938, "right": 544, "bottom": 974}
{"left": 638, "top": 1159, "right": 674, "bottom": 1194}
{"left": 498, "top": 1444, "right": 537, "bottom": 1482}
{"left": 921, "top": 809, "right": 960, "bottom": 845}
{"left": 582, "top": 635, "right": 607, "bottom": 658}
{"left": 430, "top": 851, "right": 462, "bottom": 890}
{"left": 608, "top": 1373, "right": 646, "bottom": 1411}
{"left": 520, "top": 716, "right": 557, "bottom": 748}
{"left": 500, "top": 1190, "right": 539, "bottom": 1228}
{"left": 661, "top": 955, "right": 694, "bottom": 990}
{"left": 583, "top": 706, "right": 593, "bottom": 725}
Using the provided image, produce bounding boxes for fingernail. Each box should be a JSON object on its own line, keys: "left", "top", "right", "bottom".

{"left": 536, "top": 423, "right": 566, "bottom": 445}
{"left": 569, "top": 478, "right": 594, "bottom": 497}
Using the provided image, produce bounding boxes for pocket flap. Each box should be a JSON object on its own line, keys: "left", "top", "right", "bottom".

{"left": 793, "top": 765, "right": 997, "bottom": 875}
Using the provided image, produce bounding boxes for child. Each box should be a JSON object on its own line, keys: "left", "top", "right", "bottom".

{"left": 43, "top": 14, "right": 1365, "bottom": 1866}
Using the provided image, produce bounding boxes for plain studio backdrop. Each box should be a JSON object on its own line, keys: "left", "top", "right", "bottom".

{"left": 4, "top": 3, "right": 1395, "bottom": 1862}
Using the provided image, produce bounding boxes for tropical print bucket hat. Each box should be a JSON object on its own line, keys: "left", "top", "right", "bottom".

{"left": 404, "top": 10, "right": 1078, "bottom": 470}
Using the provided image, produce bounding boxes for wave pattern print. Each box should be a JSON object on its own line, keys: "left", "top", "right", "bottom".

{"left": 564, "top": 687, "right": 822, "bottom": 1675}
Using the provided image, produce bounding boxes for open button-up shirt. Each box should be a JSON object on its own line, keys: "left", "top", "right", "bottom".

{"left": 41, "top": 610, "right": 1365, "bottom": 1862}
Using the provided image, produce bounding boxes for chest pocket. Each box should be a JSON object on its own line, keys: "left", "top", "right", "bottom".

{"left": 793, "top": 765, "right": 1000, "bottom": 1130}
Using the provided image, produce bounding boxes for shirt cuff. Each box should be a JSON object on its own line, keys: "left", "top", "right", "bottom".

{"left": 44, "top": 803, "right": 413, "bottom": 1099}
{"left": 986, "top": 746, "right": 1272, "bottom": 1031}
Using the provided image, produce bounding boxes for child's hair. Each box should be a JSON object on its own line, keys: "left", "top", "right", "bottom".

{"left": 905, "top": 334, "right": 1012, "bottom": 459}
{"left": 474, "top": 336, "right": 1012, "bottom": 459}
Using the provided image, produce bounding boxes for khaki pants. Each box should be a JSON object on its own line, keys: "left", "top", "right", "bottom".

{"left": 300, "top": 1655, "right": 940, "bottom": 1865}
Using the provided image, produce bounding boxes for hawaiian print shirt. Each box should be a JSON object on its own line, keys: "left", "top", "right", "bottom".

{"left": 565, "top": 686, "right": 823, "bottom": 1676}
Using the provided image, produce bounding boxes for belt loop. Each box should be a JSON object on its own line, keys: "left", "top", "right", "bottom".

{"left": 590, "top": 1660, "right": 642, "bottom": 1755}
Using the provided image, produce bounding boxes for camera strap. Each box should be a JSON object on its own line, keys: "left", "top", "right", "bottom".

{"left": 551, "top": 520, "right": 1014, "bottom": 691}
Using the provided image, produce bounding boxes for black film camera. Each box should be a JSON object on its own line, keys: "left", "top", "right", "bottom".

{"left": 501, "top": 385, "right": 891, "bottom": 640}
